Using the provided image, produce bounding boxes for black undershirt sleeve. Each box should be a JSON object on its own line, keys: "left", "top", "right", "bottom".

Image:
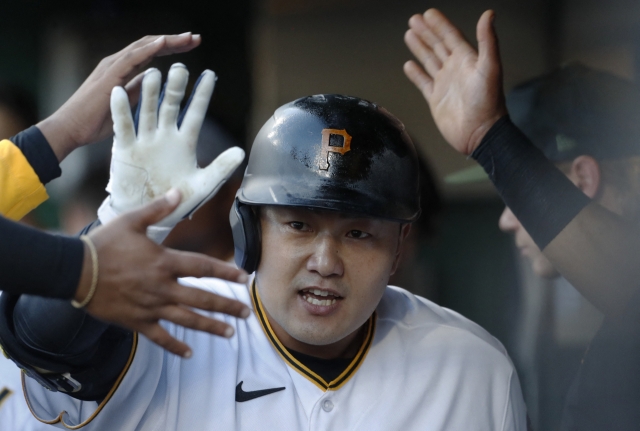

{"left": 471, "top": 116, "right": 591, "bottom": 250}
{"left": 0, "top": 216, "right": 83, "bottom": 299}
{"left": 10, "top": 126, "right": 62, "bottom": 184}
{"left": 0, "top": 126, "right": 81, "bottom": 298}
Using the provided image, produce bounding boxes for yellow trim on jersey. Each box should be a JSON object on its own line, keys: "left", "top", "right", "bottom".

{"left": 23, "top": 332, "right": 139, "bottom": 429}
{"left": 0, "top": 386, "right": 14, "bottom": 410}
{"left": 0, "top": 139, "right": 49, "bottom": 220}
{"left": 251, "top": 281, "right": 376, "bottom": 392}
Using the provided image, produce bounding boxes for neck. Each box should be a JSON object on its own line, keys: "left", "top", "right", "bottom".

{"left": 264, "top": 308, "right": 366, "bottom": 360}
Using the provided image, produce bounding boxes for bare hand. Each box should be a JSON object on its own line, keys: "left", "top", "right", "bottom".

{"left": 403, "top": 9, "right": 507, "bottom": 155}
{"left": 75, "top": 189, "right": 250, "bottom": 358}
{"left": 37, "top": 33, "right": 201, "bottom": 162}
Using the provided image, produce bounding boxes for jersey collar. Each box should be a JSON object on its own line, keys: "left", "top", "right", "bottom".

{"left": 251, "top": 280, "right": 376, "bottom": 392}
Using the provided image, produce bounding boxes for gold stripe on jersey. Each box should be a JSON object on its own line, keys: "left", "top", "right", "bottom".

{"left": 0, "top": 139, "right": 49, "bottom": 220}
{"left": 23, "top": 333, "right": 139, "bottom": 429}
{"left": 251, "top": 281, "right": 376, "bottom": 392}
{"left": 0, "top": 386, "right": 14, "bottom": 409}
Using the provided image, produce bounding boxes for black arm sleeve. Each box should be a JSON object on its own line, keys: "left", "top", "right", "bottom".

{"left": 10, "top": 126, "right": 61, "bottom": 184}
{"left": 0, "top": 216, "right": 83, "bottom": 299}
{"left": 471, "top": 116, "right": 591, "bottom": 249}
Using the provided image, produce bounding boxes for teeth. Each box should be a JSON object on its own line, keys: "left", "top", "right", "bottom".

{"left": 313, "top": 289, "right": 329, "bottom": 297}
{"left": 303, "top": 295, "right": 337, "bottom": 306}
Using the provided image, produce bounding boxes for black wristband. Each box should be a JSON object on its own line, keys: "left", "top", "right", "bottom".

{"left": 472, "top": 116, "right": 591, "bottom": 249}
{"left": 10, "top": 126, "right": 61, "bottom": 184}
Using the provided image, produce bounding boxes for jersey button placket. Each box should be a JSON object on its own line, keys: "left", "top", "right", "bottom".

{"left": 321, "top": 399, "right": 334, "bottom": 412}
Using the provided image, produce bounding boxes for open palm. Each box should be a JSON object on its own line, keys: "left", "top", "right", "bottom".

{"left": 404, "top": 9, "right": 507, "bottom": 155}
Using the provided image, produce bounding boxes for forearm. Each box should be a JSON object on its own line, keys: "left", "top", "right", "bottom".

{"left": 473, "top": 117, "right": 638, "bottom": 315}
{"left": 544, "top": 203, "right": 640, "bottom": 315}
{"left": 0, "top": 215, "right": 83, "bottom": 299}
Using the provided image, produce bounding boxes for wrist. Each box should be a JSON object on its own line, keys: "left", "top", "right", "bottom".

{"left": 74, "top": 239, "right": 92, "bottom": 302}
{"left": 468, "top": 113, "right": 506, "bottom": 154}
{"left": 36, "top": 113, "right": 78, "bottom": 163}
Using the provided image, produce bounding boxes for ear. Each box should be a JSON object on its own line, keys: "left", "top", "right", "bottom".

{"left": 390, "top": 223, "right": 412, "bottom": 275}
{"left": 568, "top": 155, "right": 601, "bottom": 199}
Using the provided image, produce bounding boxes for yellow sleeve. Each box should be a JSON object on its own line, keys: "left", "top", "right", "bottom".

{"left": 0, "top": 139, "right": 49, "bottom": 220}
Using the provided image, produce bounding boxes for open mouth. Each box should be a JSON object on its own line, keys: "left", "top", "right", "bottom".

{"left": 299, "top": 288, "right": 343, "bottom": 306}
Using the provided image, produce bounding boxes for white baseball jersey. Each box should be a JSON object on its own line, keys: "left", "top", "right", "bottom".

{"left": 0, "top": 352, "right": 51, "bottom": 430}
{"left": 23, "top": 278, "right": 527, "bottom": 430}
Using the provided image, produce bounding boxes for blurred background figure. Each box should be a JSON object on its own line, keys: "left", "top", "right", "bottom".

{"left": 501, "top": 64, "right": 640, "bottom": 431}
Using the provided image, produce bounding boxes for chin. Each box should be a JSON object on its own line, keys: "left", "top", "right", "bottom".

{"left": 286, "top": 315, "right": 353, "bottom": 345}
{"left": 290, "top": 325, "right": 346, "bottom": 346}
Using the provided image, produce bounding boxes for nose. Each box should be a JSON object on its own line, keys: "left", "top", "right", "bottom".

{"left": 306, "top": 235, "right": 344, "bottom": 277}
{"left": 498, "top": 206, "right": 520, "bottom": 233}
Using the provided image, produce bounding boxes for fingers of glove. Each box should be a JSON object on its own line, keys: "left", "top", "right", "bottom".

{"left": 156, "top": 305, "right": 238, "bottom": 339}
{"left": 122, "top": 188, "right": 183, "bottom": 232}
{"left": 183, "top": 147, "right": 245, "bottom": 218}
{"left": 111, "top": 86, "right": 136, "bottom": 148}
{"left": 200, "top": 147, "right": 245, "bottom": 192}
{"left": 178, "top": 70, "right": 216, "bottom": 143}
{"left": 158, "top": 63, "right": 189, "bottom": 130}
{"left": 164, "top": 283, "right": 250, "bottom": 319}
{"left": 124, "top": 72, "right": 145, "bottom": 108}
{"left": 166, "top": 248, "right": 248, "bottom": 284}
{"left": 136, "top": 68, "right": 162, "bottom": 138}
{"left": 138, "top": 322, "right": 192, "bottom": 357}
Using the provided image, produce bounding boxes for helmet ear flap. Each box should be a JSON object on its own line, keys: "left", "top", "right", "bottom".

{"left": 230, "top": 198, "right": 261, "bottom": 273}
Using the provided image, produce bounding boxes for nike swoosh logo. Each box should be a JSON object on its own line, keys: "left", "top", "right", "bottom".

{"left": 235, "top": 381, "right": 285, "bottom": 402}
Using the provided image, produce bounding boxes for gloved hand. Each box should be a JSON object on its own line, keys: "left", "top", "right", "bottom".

{"left": 98, "top": 63, "right": 245, "bottom": 243}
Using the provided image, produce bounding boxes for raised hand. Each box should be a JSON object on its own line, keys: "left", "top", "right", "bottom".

{"left": 404, "top": 9, "right": 507, "bottom": 155}
{"left": 98, "top": 63, "right": 245, "bottom": 243}
{"left": 37, "top": 33, "right": 201, "bottom": 162}
{"left": 78, "top": 189, "right": 250, "bottom": 358}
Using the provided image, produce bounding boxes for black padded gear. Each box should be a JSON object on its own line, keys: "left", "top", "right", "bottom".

{"left": 0, "top": 292, "right": 133, "bottom": 401}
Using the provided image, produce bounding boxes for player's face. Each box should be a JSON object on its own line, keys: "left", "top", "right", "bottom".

{"left": 499, "top": 206, "right": 559, "bottom": 279}
{"left": 256, "top": 206, "right": 407, "bottom": 352}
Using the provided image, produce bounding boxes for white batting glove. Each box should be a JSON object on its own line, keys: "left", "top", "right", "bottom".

{"left": 98, "top": 63, "right": 245, "bottom": 243}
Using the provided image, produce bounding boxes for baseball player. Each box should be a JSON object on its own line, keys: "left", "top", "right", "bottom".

{"left": 0, "top": 65, "right": 527, "bottom": 430}
{"left": 403, "top": 8, "right": 640, "bottom": 430}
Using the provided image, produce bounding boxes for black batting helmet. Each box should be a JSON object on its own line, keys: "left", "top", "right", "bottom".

{"left": 230, "top": 94, "right": 420, "bottom": 272}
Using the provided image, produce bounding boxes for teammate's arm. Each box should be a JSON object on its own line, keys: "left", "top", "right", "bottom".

{"left": 0, "top": 34, "right": 251, "bottom": 357}
{"left": 0, "top": 33, "right": 201, "bottom": 221}
{"left": 0, "top": 190, "right": 251, "bottom": 402}
{"left": 37, "top": 33, "right": 201, "bottom": 163}
{"left": 403, "top": 8, "right": 640, "bottom": 316}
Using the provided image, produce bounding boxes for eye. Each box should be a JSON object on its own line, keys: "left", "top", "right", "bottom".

{"left": 347, "top": 230, "right": 370, "bottom": 239}
{"left": 289, "top": 221, "right": 309, "bottom": 231}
